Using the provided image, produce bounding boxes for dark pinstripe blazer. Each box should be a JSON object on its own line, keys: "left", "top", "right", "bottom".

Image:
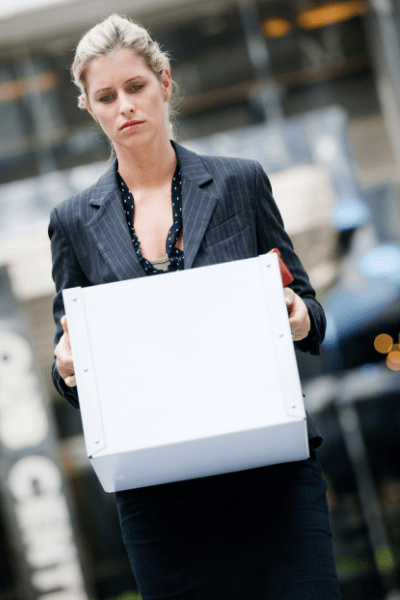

{"left": 49, "top": 141, "right": 325, "bottom": 443}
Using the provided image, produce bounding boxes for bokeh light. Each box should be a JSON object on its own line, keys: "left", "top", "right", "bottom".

{"left": 374, "top": 334, "right": 394, "bottom": 355}
{"left": 298, "top": 1, "right": 369, "bottom": 30}
{"left": 387, "top": 348, "right": 400, "bottom": 372}
{"left": 262, "top": 18, "right": 292, "bottom": 39}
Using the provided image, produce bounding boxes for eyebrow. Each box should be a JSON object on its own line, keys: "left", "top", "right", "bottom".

{"left": 95, "top": 87, "right": 113, "bottom": 94}
{"left": 94, "top": 77, "right": 145, "bottom": 95}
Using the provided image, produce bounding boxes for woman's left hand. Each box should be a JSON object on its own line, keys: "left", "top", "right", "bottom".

{"left": 284, "top": 287, "right": 311, "bottom": 342}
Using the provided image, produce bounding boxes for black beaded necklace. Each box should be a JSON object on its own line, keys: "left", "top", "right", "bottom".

{"left": 116, "top": 162, "right": 184, "bottom": 275}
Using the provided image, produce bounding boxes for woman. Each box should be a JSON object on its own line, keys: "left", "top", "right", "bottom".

{"left": 50, "top": 14, "right": 342, "bottom": 600}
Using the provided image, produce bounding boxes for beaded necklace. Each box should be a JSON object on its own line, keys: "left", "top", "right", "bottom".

{"left": 116, "top": 162, "right": 184, "bottom": 275}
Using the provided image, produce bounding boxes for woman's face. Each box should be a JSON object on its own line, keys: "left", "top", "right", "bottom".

{"left": 84, "top": 47, "right": 171, "bottom": 152}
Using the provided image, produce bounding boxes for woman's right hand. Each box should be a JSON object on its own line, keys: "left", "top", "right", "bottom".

{"left": 54, "top": 315, "right": 76, "bottom": 387}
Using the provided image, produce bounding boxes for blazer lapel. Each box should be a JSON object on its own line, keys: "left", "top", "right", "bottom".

{"left": 87, "top": 163, "right": 145, "bottom": 281}
{"left": 86, "top": 143, "right": 217, "bottom": 280}
{"left": 173, "top": 142, "right": 217, "bottom": 270}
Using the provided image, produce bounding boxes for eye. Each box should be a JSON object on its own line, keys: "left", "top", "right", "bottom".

{"left": 98, "top": 94, "right": 115, "bottom": 103}
{"left": 127, "top": 83, "right": 145, "bottom": 93}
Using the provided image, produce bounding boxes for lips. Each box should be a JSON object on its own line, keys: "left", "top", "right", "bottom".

{"left": 120, "top": 120, "right": 143, "bottom": 130}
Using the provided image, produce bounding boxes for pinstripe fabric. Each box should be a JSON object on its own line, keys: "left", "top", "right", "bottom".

{"left": 49, "top": 141, "right": 326, "bottom": 443}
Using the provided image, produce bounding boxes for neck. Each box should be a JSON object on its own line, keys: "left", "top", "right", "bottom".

{"left": 116, "top": 136, "right": 177, "bottom": 190}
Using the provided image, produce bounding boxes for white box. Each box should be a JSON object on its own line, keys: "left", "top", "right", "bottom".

{"left": 63, "top": 253, "right": 309, "bottom": 492}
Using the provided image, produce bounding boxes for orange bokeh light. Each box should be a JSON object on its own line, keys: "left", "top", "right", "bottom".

{"left": 262, "top": 18, "right": 292, "bottom": 39}
{"left": 387, "top": 348, "right": 400, "bottom": 372}
{"left": 298, "top": 1, "right": 369, "bottom": 30}
{"left": 374, "top": 333, "right": 394, "bottom": 354}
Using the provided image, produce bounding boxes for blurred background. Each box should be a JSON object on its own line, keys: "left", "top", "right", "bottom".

{"left": 0, "top": 0, "right": 400, "bottom": 598}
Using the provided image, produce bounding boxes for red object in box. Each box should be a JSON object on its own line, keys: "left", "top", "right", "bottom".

{"left": 266, "top": 248, "right": 294, "bottom": 287}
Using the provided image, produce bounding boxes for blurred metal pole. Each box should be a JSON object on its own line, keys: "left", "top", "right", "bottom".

{"left": 17, "top": 48, "right": 59, "bottom": 176}
{"left": 364, "top": 0, "right": 400, "bottom": 244}
{"left": 336, "top": 396, "right": 400, "bottom": 599}
{"left": 324, "top": 319, "right": 399, "bottom": 597}
{"left": 368, "top": 0, "right": 400, "bottom": 168}
{"left": 236, "top": 0, "right": 284, "bottom": 122}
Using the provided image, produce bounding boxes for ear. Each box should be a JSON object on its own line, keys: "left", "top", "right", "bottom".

{"left": 161, "top": 69, "right": 172, "bottom": 100}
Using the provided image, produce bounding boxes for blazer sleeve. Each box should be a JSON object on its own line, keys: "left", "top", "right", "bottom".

{"left": 253, "top": 161, "right": 326, "bottom": 355}
{"left": 48, "top": 206, "right": 91, "bottom": 408}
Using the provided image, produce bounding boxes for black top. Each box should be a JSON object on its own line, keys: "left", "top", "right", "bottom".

{"left": 116, "top": 162, "right": 184, "bottom": 275}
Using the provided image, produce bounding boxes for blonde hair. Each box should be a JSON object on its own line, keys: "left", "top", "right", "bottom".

{"left": 71, "top": 14, "right": 176, "bottom": 137}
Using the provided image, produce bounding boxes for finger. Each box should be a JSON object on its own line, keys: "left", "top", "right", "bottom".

{"left": 284, "top": 287, "right": 293, "bottom": 300}
{"left": 57, "top": 355, "right": 75, "bottom": 384}
{"left": 64, "top": 374, "right": 76, "bottom": 387}
{"left": 59, "top": 319, "right": 73, "bottom": 355}
{"left": 284, "top": 288, "right": 295, "bottom": 313}
{"left": 289, "top": 319, "right": 297, "bottom": 340}
{"left": 285, "top": 296, "right": 292, "bottom": 315}
{"left": 289, "top": 313, "right": 305, "bottom": 332}
{"left": 56, "top": 352, "right": 74, "bottom": 370}
{"left": 54, "top": 338, "right": 71, "bottom": 362}
{"left": 289, "top": 317, "right": 310, "bottom": 341}
{"left": 61, "top": 315, "right": 69, "bottom": 336}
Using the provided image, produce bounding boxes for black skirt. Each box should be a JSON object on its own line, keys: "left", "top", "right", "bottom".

{"left": 115, "top": 450, "right": 342, "bottom": 600}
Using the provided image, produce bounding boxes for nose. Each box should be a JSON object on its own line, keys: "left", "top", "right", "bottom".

{"left": 119, "top": 92, "right": 135, "bottom": 116}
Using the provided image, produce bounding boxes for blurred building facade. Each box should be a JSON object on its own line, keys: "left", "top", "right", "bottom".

{"left": 0, "top": 0, "right": 398, "bottom": 186}
{"left": 1, "top": 1, "right": 400, "bottom": 599}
